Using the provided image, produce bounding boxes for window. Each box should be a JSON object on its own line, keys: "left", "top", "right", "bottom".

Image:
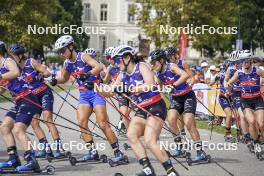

{"left": 99, "top": 35, "right": 107, "bottom": 54}
{"left": 100, "top": 4, "right": 108, "bottom": 21}
{"left": 128, "top": 4, "right": 135, "bottom": 23}
{"left": 127, "top": 41, "right": 133, "bottom": 47}
{"left": 84, "top": 3, "right": 91, "bottom": 21}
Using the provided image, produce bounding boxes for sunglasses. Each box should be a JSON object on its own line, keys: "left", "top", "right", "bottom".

{"left": 58, "top": 47, "right": 67, "bottom": 55}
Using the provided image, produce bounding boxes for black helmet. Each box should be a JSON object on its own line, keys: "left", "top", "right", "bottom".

{"left": 0, "top": 41, "right": 7, "bottom": 55}
{"left": 9, "top": 43, "right": 26, "bottom": 55}
{"left": 150, "top": 49, "right": 166, "bottom": 62}
{"left": 165, "top": 47, "right": 177, "bottom": 56}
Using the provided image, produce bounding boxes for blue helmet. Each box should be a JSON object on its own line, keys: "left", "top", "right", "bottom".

{"left": 150, "top": 49, "right": 166, "bottom": 62}
{"left": 165, "top": 47, "right": 177, "bottom": 56}
{"left": 9, "top": 43, "right": 26, "bottom": 55}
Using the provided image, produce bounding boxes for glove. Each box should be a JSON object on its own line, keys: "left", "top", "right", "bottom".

{"left": 84, "top": 81, "right": 94, "bottom": 90}
{"left": 35, "top": 73, "right": 44, "bottom": 82}
{"left": 114, "top": 84, "right": 129, "bottom": 95}
{"left": 215, "top": 76, "right": 220, "bottom": 82}
{"left": 77, "top": 71, "right": 92, "bottom": 82}
{"left": 50, "top": 78, "right": 57, "bottom": 86}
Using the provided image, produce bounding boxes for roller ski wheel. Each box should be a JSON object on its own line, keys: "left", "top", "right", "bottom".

{"left": 224, "top": 136, "right": 237, "bottom": 143}
{"left": 46, "top": 151, "right": 72, "bottom": 163}
{"left": 123, "top": 143, "right": 131, "bottom": 150}
{"left": 69, "top": 154, "right": 108, "bottom": 166}
{"left": 247, "top": 143, "right": 255, "bottom": 153}
{"left": 185, "top": 152, "right": 211, "bottom": 166}
{"left": 255, "top": 144, "right": 264, "bottom": 161}
{"left": 108, "top": 155, "right": 129, "bottom": 167}
{"left": 0, "top": 165, "right": 55, "bottom": 175}
{"left": 114, "top": 173, "right": 124, "bottom": 176}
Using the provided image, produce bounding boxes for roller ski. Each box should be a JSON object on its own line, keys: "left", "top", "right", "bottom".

{"left": 46, "top": 139, "right": 72, "bottom": 163}
{"left": 108, "top": 150, "right": 129, "bottom": 167}
{"left": 35, "top": 143, "right": 53, "bottom": 159}
{"left": 123, "top": 142, "right": 131, "bottom": 150}
{"left": 0, "top": 165, "right": 55, "bottom": 175}
{"left": 224, "top": 135, "right": 237, "bottom": 143}
{"left": 46, "top": 151, "right": 72, "bottom": 163}
{"left": 171, "top": 136, "right": 186, "bottom": 158}
{"left": 254, "top": 143, "right": 264, "bottom": 161}
{"left": 236, "top": 128, "right": 243, "bottom": 142}
{"left": 185, "top": 150, "right": 211, "bottom": 166}
{"left": 247, "top": 141, "right": 255, "bottom": 153}
{"left": 69, "top": 149, "right": 107, "bottom": 166}
{"left": 241, "top": 133, "right": 251, "bottom": 144}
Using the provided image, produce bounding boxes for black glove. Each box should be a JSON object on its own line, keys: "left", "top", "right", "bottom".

{"left": 50, "top": 78, "right": 57, "bottom": 86}
{"left": 215, "top": 76, "right": 220, "bottom": 82}
{"left": 84, "top": 81, "right": 94, "bottom": 90}
{"left": 77, "top": 72, "right": 92, "bottom": 82}
{"left": 114, "top": 84, "right": 129, "bottom": 95}
{"left": 35, "top": 73, "right": 44, "bottom": 82}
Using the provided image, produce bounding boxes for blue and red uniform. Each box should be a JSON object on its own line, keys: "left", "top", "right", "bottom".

{"left": 218, "top": 69, "right": 232, "bottom": 110}
{"left": 238, "top": 67, "right": 264, "bottom": 110}
{"left": 0, "top": 58, "right": 41, "bottom": 126}
{"left": 64, "top": 52, "right": 105, "bottom": 107}
{"left": 229, "top": 65, "right": 241, "bottom": 109}
{"left": 122, "top": 63, "right": 166, "bottom": 120}
{"left": 22, "top": 58, "right": 54, "bottom": 113}
{"left": 157, "top": 63, "right": 196, "bottom": 115}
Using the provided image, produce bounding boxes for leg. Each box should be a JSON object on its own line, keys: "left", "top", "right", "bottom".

{"left": 255, "top": 110, "right": 264, "bottom": 137}
{"left": 244, "top": 108, "right": 258, "bottom": 140}
{"left": 167, "top": 109, "right": 181, "bottom": 136}
{"left": 43, "top": 110, "right": 59, "bottom": 140}
{"left": 0, "top": 116, "right": 16, "bottom": 147}
{"left": 183, "top": 113, "right": 200, "bottom": 141}
{"left": 31, "top": 114, "right": 46, "bottom": 140}
{"left": 77, "top": 104, "right": 93, "bottom": 142}
{"left": 13, "top": 122, "right": 32, "bottom": 151}
{"left": 127, "top": 117, "right": 146, "bottom": 160}
{"left": 223, "top": 107, "right": 233, "bottom": 136}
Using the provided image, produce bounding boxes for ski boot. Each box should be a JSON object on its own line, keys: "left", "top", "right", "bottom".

{"left": 123, "top": 143, "right": 131, "bottom": 150}
{"left": 46, "top": 140, "right": 71, "bottom": 163}
{"left": 254, "top": 143, "right": 264, "bottom": 161}
{"left": 247, "top": 141, "right": 255, "bottom": 153}
{"left": 36, "top": 142, "right": 53, "bottom": 158}
{"left": 173, "top": 136, "right": 185, "bottom": 158}
{"left": 185, "top": 150, "right": 211, "bottom": 166}
{"left": 224, "top": 135, "right": 236, "bottom": 143}
{"left": 0, "top": 156, "right": 21, "bottom": 169}
{"left": 108, "top": 150, "right": 129, "bottom": 167}
{"left": 242, "top": 133, "right": 251, "bottom": 144}
{"left": 136, "top": 165, "right": 156, "bottom": 176}
{"left": 16, "top": 151, "right": 40, "bottom": 172}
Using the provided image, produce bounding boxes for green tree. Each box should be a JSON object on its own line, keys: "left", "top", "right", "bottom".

{"left": 135, "top": 0, "right": 238, "bottom": 59}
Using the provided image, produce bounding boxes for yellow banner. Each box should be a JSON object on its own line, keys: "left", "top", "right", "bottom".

{"left": 207, "top": 85, "right": 226, "bottom": 117}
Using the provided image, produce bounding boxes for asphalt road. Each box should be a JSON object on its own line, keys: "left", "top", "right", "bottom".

{"left": 0, "top": 89, "right": 263, "bottom": 176}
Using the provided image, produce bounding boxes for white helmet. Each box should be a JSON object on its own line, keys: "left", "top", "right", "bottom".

{"left": 229, "top": 50, "right": 240, "bottom": 61}
{"left": 84, "top": 48, "right": 96, "bottom": 58}
{"left": 104, "top": 47, "right": 115, "bottom": 56}
{"left": 112, "top": 45, "right": 135, "bottom": 59}
{"left": 238, "top": 50, "right": 252, "bottom": 60}
{"left": 54, "top": 35, "right": 74, "bottom": 51}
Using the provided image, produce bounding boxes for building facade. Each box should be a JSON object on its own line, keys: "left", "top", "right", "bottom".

{"left": 82, "top": 0, "right": 144, "bottom": 55}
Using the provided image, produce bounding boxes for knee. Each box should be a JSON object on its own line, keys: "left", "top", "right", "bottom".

{"left": 144, "top": 137, "right": 156, "bottom": 149}
{"left": 257, "top": 121, "right": 264, "bottom": 130}
{"left": 127, "top": 130, "right": 139, "bottom": 144}
{"left": 0, "top": 123, "right": 12, "bottom": 134}
{"left": 97, "top": 120, "right": 109, "bottom": 130}
{"left": 247, "top": 117, "right": 256, "bottom": 126}
{"left": 31, "top": 119, "right": 40, "bottom": 130}
{"left": 13, "top": 126, "right": 23, "bottom": 137}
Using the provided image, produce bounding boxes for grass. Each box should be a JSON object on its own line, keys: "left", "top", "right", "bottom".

{"left": 0, "top": 84, "right": 76, "bottom": 103}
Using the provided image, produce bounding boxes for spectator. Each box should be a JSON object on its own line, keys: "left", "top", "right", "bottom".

{"left": 194, "top": 66, "right": 205, "bottom": 83}
{"left": 208, "top": 65, "right": 218, "bottom": 86}
{"left": 201, "top": 62, "right": 211, "bottom": 84}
